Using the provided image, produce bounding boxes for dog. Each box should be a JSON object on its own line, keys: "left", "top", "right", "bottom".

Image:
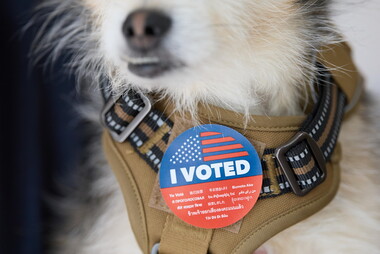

{"left": 33, "top": 0, "right": 380, "bottom": 253}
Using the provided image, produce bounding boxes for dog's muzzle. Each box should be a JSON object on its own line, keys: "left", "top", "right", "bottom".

{"left": 101, "top": 42, "right": 363, "bottom": 254}
{"left": 122, "top": 9, "right": 173, "bottom": 78}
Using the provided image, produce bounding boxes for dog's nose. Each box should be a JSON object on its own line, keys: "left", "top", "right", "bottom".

{"left": 123, "top": 10, "right": 172, "bottom": 52}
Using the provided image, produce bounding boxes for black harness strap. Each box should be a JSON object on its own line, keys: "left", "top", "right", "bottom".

{"left": 102, "top": 89, "right": 173, "bottom": 172}
{"left": 101, "top": 65, "right": 346, "bottom": 197}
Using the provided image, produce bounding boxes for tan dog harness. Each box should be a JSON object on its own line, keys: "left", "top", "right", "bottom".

{"left": 101, "top": 43, "right": 362, "bottom": 254}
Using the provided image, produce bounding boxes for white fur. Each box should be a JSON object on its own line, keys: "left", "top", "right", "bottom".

{"left": 98, "top": 0, "right": 331, "bottom": 116}
{"left": 33, "top": 0, "right": 380, "bottom": 253}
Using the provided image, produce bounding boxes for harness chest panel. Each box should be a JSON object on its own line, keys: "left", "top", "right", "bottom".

{"left": 101, "top": 42, "right": 362, "bottom": 254}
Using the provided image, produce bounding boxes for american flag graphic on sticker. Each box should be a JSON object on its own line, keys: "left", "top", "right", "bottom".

{"left": 160, "top": 124, "right": 263, "bottom": 229}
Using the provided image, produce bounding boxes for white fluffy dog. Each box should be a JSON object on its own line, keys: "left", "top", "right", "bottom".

{"left": 34, "top": 0, "right": 380, "bottom": 253}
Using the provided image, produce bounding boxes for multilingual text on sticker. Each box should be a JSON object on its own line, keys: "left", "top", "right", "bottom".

{"left": 159, "top": 124, "right": 263, "bottom": 229}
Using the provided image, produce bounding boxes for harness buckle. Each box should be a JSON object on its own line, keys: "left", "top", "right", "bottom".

{"left": 101, "top": 92, "right": 152, "bottom": 143}
{"left": 275, "top": 132, "right": 327, "bottom": 196}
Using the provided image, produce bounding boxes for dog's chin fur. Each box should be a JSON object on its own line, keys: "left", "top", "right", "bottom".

{"left": 32, "top": 0, "right": 380, "bottom": 253}
{"left": 34, "top": 0, "right": 338, "bottom": 118}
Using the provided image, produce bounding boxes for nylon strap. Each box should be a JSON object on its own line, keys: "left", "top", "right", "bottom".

{"left": 103, "top": 89, "right": 173, "bottom": 172}
{"left": 102, "top": 64, "right": 346, "bottom": 199}
{"left": 260, "top": 66, "right": 346, "bottom": 197}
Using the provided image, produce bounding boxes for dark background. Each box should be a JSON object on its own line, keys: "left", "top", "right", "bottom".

{"left": 1, "top": 1, "right": 83, "bottom": 253}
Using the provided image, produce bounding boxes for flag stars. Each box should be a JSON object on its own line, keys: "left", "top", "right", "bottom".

{"left": 170, "top": 135, "right": 202, "bottom": 165}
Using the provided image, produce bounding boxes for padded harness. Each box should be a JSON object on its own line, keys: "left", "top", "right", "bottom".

{"left": 101, "top": 43, "right": 363, "bottom": 254}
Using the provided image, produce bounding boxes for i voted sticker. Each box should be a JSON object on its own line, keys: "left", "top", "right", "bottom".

{"left": 159, "top": 124, "right": 263, "bottom": 229}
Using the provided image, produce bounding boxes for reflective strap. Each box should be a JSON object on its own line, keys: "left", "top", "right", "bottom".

{"left": 102, "top": 89, "right": 173, "bottom": 172}
{"left": 260, "top": 66, "right": 346, "bottom": 197}
{"left": 101, "top": 64, "right": 347, "bottom": 197}
{"left": 159, "top": 215, "right": 213, "bottom": 254}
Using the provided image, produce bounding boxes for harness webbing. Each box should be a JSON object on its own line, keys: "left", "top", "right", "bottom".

{"left": 102, "top": 66, "right": 346, "bottom": 198}
{"left": 103, "top": 90, "right": 174, "bottom": 172}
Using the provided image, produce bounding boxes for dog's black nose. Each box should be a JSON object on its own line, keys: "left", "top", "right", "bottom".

{"left": 123, "top": 10, "right": 172, "bottom": 52}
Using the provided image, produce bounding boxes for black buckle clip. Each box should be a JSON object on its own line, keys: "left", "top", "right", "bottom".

{"left": 275, "top": 132, "right": 327, "bottom": 196}
{"left": 101, "top": 92, "right": 152, "bottom": 143}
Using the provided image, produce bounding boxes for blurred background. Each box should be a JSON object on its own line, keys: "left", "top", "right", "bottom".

{"left": 0, "top": 1, "right": 83, "bottom": 253}
{"left": 0, "top": 0, "right": 379, "bottom": 253}
{"left": 333, "top": 0, "right": 380, "bottom": 95}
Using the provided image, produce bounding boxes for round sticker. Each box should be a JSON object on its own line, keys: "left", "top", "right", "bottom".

{"left": 159, "top": 124, "right": 263, "bottom": 229}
